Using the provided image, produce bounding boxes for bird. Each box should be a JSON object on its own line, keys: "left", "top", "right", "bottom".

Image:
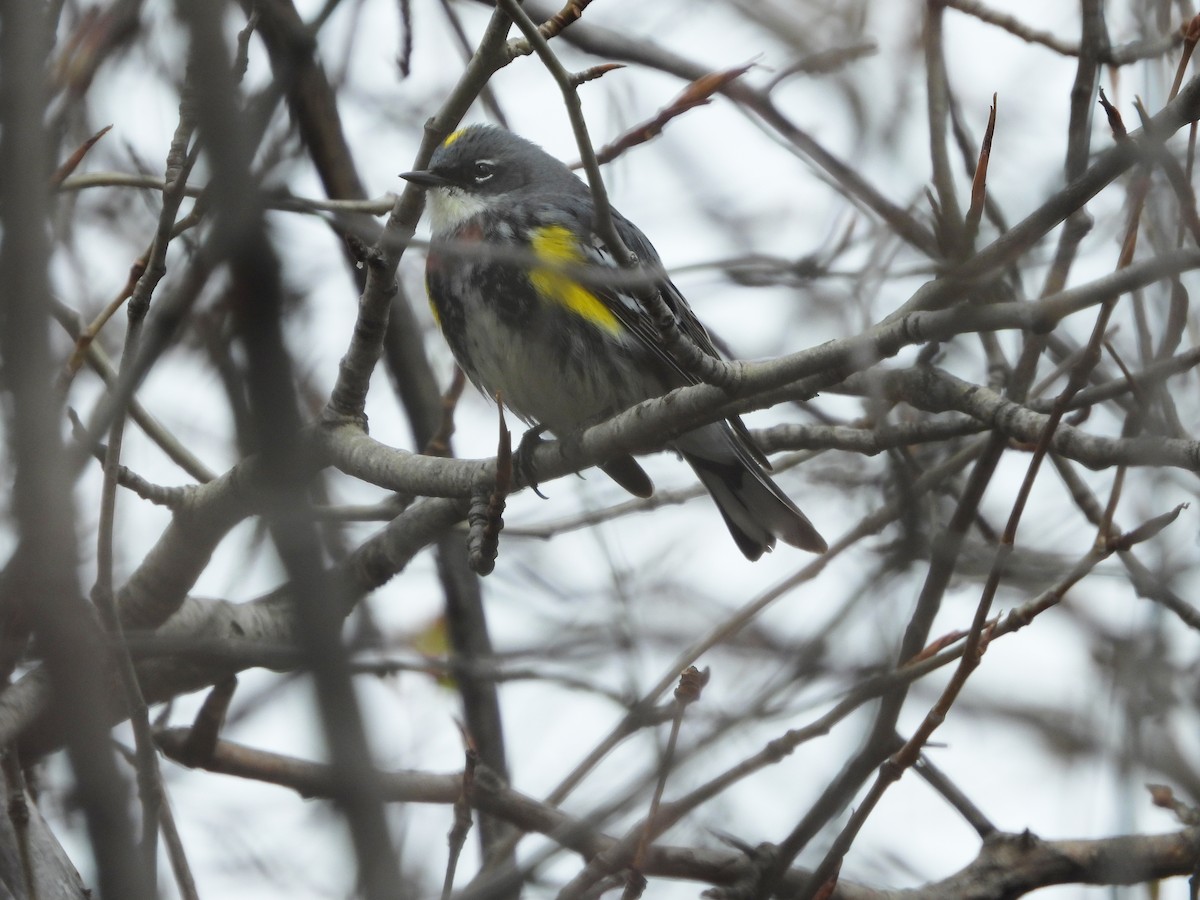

{"left": 401, "top": 125, "right": 826, "bottom": 560}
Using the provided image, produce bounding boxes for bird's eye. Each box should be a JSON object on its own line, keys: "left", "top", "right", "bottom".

{"left": 473, "top": 161, "right": 496, "bottom": 183}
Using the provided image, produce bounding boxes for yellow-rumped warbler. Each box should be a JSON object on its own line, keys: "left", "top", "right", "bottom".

{"left": 402, "top": 125, "right": 826, "bottom": 559}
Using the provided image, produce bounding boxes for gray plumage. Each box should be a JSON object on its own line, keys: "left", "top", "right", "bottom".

{"left": 402, "top": 125, "right": 826, "bottom": 559}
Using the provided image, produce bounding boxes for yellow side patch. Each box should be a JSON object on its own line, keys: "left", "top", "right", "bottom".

{"left": 442, "top": 129, "right": 467, "bottom": 149}
{"left": 425, "top": 275, "right": 442, "bottom": 329}
{"left": 529, "top": 226, "right": 621, "bottom": 334}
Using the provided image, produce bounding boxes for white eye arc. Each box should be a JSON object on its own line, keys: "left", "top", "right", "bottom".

{"left": 473, "top": 160, "right": 496, "bottom": 183}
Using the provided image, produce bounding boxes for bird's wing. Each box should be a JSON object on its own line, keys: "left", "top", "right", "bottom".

{"left": 581, "top": 211, "right": 775, "bottom": 470}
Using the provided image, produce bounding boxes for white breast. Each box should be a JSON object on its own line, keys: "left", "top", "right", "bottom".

{"left": 427, "top": 187, "right": 491, "bottom": 234}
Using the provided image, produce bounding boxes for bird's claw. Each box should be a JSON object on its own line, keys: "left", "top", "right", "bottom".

{"left": 515, "top": 425, "right": 550, "bottom": 499}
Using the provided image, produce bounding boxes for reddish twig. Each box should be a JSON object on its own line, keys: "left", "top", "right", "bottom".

{"left": 571, "top": 62, "right": 624, "bottom": 87}
{"left": 50, "top": 124, "right": 112, "bottom": 188}
{"left": 963, "top": 95, "right": 997, "bottom": 248}
{"left": 506, "top": 0, "right": 596, "bottom": 58}
{"left": 1169, "top": 15, "right": 1200, "bottom": 100}
{"left": 424, "top": 366, "right": 467, "bottom": 458}
{"left": 63, "top": 255, "right": 147, "bottom": 381}
{"left": 585, "top": 64, "right": 755, "bottom": 167}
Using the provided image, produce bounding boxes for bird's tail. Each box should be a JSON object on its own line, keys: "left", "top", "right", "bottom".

{"left": 679, "top": 423, "right": 826, "bottom": 561}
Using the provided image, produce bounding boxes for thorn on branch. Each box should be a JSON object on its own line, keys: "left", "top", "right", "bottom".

{"left": 1110, "top": 503, "right": 1187, "bottom": 551}
{"left": 50, "top": 124, "right": 112, "bottom": 188}
{"left": 1098, "top": 87, "right": 1128, "bottom": 140}
{"left": 64, "top": 254, "right": 147, "bottom": 380}
{"left": 964, "top": 94, "right": 997, "bottom": 247}
{"left": 176, "top": 676, "right": 238, "bottom": 767}
{"left": 494, "top": 402, "right": 513, "bottom": 497}
{"left": 570, "top": 62, "right": 624, "bottom": 88}
{"left": 909, "top": 626, "right": 973, "bottom": 664}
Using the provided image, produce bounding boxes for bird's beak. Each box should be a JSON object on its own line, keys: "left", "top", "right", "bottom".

{"left": 400, "top": 169, "right": 451, "bottom": 189}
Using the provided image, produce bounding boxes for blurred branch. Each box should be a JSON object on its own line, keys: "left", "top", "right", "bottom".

{"left": 58, "top": 172, "right": 395, "bottom": 214}
{"left": 943, "top": 0, "right": 1179, "bottom": 65}
{"left": 154, "top": 728, "right": 1200, "bottom": 899}
{"left": 532, "top": 5, "right": 942, "bottom": 257}
{"left": 0, "top": 1, "right": 151, "bottom": 895}
{"left": 585, "top": 64, "right": 755, "bottom": 166}
{"left": 14, "top": 3, "right": 1200, "bottom": 897}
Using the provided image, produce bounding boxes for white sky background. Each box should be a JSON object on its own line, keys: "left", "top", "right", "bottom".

{"left": 36, "top": 0, "right": 1200, "bottom": 898}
